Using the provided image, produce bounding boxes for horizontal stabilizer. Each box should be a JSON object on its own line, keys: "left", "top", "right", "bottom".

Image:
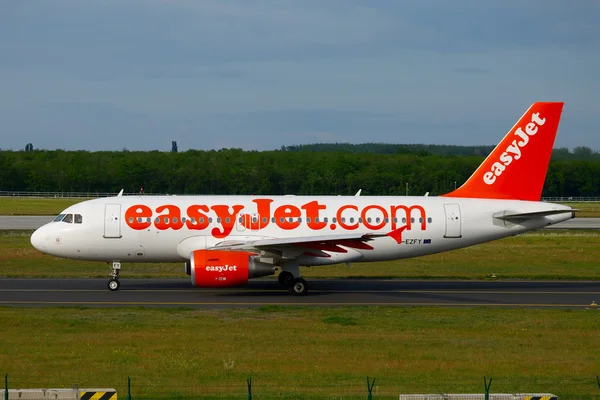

{"left": 494, "top": 209, "right": 576, "bottom": 221}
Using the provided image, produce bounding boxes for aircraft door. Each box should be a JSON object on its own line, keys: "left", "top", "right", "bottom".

{"left": 443, "top": 203, "right": 462, "bottom": 238}
{"left": 236, "top": 213, "right": 246, "bottom": 232}
{"left": 236, "top": 213, "right": 262, "bottom": 232}
{"left": 104, "top": 204, "right": 122, "bottom": 238}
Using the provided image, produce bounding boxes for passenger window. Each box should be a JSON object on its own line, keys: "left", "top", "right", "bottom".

{"left": 54, "top": 214, "right": 66, "bottom": 222}
{"left": 62, "top": 214, "right": 73, "bottom": 223}
{"left": 75, "top": 214, "right": 82, "bottom": 224}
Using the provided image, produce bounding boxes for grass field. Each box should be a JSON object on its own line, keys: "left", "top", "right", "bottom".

{"left": 0, "top": 197, "right": 81, "bottom": 215}
{"left": 0, "top": 197, "right": 599, "bottom": 217}
{"left": 1, "top": 307, "right": 599, "bottom": 399}
{"left": 1, "top": 230, "right": 599, "bottom": 280}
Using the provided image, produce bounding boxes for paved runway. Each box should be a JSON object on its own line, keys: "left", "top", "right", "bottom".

{"left": 1, "top": 278, "right": 598, "bottom": 308}
{"left": 1, "top": 216, "right": 598, "bottom": 230}
{"left": 0, "top": 216, "right": 54, "bottom": 229}
{"left": 544, "top": 217, "right": 600, "bottom": 229}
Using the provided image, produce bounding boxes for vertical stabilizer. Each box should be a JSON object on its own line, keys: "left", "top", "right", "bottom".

{"left": 442, "top": 102, "right": 564, "bottom": 201}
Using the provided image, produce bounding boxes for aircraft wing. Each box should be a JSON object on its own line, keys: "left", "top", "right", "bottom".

{"left": 209, "top": 231, "right": 388, "bottom": 253}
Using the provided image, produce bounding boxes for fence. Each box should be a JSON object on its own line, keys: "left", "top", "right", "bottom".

{"left": 1, "top": 191, "right": 600, "bottom": 202}
{"left": 541, "top": 197, "right": 600, "bottom": 202}
{"left": 3, "top": 374, "right": 600, "bottom": 400}
{"left": 0, "top": 191, "right": 164, "bottom": 198}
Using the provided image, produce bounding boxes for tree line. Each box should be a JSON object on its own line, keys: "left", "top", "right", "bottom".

{"left": 0, "top": 148, "right": 599, "bottom": 197}
{"left": 282, "top": 143, "right": 600, "bottom": 160}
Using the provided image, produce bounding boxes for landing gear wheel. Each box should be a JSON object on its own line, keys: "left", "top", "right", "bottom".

{"left": 289, "top": 278, "right": 308, "bottom": 296}
{"left": 108, "top": 279, "right": 120, "bottom": 291}
{"left": 108, "top": 261, "right": 121, "bottom": 291}
{"left": 278, "top": 271, "right": 294, "bottom": 287}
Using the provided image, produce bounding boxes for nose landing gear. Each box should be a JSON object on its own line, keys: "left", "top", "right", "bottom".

{"left": 107, "top": 261, "right": 121, "bottom": 291}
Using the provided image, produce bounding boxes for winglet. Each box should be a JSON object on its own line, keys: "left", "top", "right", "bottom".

{"left": 387, "top": 226, "right": 408, "bottom": 244}
{"left": 442, "top": 102, "right": 564, "bottom": 201}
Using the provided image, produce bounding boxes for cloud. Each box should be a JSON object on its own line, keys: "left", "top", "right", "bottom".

{"left": 0, "top": 1, "right": 599, "bottom": 151}
{"left": 454, "top": 67, "right": 491, "bottom": 74}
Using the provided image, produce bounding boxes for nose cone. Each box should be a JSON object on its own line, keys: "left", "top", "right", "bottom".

{"left": 30, "top": 227, "right": 47, "bottom": 252}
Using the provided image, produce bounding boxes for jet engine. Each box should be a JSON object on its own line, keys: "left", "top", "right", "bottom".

{"left": 188, "top": 249, "right": 275, "bottom": 287}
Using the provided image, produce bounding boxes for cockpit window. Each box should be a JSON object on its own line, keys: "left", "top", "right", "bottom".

{"left": 53, "top": 214, "right": 66, "bottom": 222}
{"left": 62, "top": 214, "right": 73, "bottom": 223}
{"left": 74, "top": 214, "right": 82, "bottom": 224}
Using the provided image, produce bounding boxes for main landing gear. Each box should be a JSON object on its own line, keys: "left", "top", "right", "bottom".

{"left": 107, "top": 261, "right": 121, "bottom": 291}
{"left": 278, "top": 270, "right": 308, "bottom": 296}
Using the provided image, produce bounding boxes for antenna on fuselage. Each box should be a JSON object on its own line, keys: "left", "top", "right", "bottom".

{"left": 355, "top": 189, "right": 362, "bottom": 196}
{"left": 117, "top": 189, "right": 124, "bottom": 197}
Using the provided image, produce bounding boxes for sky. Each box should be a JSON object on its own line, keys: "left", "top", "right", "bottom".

{"left": 0, "top": 0, "right": 599, "bottom": 151}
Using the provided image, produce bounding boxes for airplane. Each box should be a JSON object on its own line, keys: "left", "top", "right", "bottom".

{"left": 30, "top": 102, "right": 574, "bottom": 295}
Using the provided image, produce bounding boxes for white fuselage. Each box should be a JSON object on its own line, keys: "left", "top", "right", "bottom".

{"left": 30, "top": 195, "right": 573, "bottom": 265}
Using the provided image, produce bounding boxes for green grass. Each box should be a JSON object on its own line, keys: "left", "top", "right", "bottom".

{"left": 0, "top": 197, "right": 599, "bottom": 217}
{"left": 2, "top": 230, "right": 599, "bottom": 280}
{"left": 567, "top": 202, "right": 600, "bottom": 218}
{"left": 0, "top": 197, "right": 81, "bottom": 215}
{"left": 1, "top": 307, "right": 599, "bottom": 399}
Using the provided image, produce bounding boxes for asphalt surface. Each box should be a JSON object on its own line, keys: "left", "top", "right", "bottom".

{"left": 1, "top": 216, "right": 598, "bottom": 230}
{"left": 0, "top": 278, "right": 598, "bottom": 308}
{"left": 0, "top": 216, "right": 54, "bottom": 229}
{"left": 544, "top": 217, "right": 600, "bottom": 229}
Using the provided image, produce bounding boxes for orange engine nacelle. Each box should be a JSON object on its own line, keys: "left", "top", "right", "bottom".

{"left": 189, "top": 250, "right": 275, "bottom": 288}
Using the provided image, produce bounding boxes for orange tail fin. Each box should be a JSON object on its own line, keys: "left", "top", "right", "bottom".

{"left": 441, "top": 102, "right": 564, "bottom": 201}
